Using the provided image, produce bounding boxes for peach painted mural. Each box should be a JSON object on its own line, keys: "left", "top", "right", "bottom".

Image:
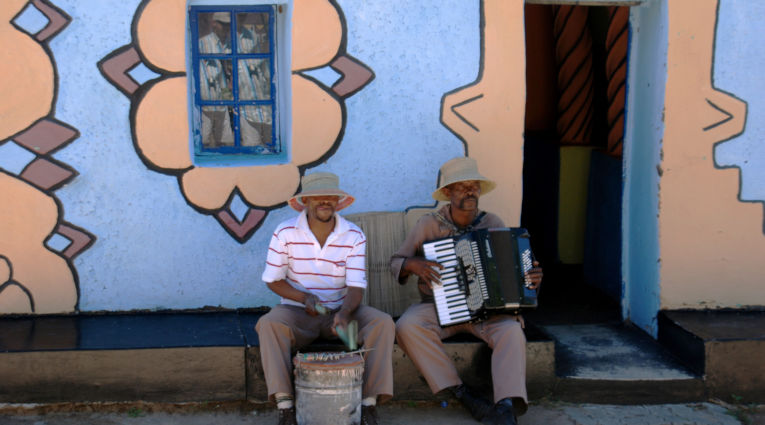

{"left": 98, "top": 0, "right": 373, "bottom": 243}
{"left": 440, "top": 0, "right": 526, "bottom": 226}
{"left": 660, "top": 0, "right": 765, "bottom": 308}
{"left": 0, "top": 0, "right": 95, "bottom": 314}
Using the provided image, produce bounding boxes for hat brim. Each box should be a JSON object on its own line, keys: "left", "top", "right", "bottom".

{"left": 432, "top": 179, "right": 496, "bottom": 201}
{"left": 288, "top": 190, "right": 355, "bottom": 212}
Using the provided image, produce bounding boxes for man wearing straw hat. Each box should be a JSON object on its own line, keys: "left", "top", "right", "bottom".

{"left": 257, "top": 172, "right": 395, "bottom": 425}
{"left": 390, "top": 157, "right": 543, "bottom": 425}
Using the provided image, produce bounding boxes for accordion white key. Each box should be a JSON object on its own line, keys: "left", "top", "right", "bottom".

{"left": 423, "top": 227, "right": 537, "bottom": 327}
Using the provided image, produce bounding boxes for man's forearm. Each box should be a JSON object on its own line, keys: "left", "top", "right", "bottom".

{"left": 266, "top": 280, "right": 308, "bottom": 304}
{"left": 340, "top": 286, "right": 364, "bottom": 315}
{"left": 390, "top": 255, "right": 411, "bottom": 284}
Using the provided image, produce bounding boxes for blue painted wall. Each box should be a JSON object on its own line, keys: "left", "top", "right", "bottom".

{"left": 622, "top": 0, "right": 667, "bottom": 336}
{"left": 715, "top": 0, "right": 765, "bottom": 207}
{"left": 4, "top": 0, "right": 765, "bottom": 317}
{"left": 42, "top": 0, "right": 479, "bottom": 311}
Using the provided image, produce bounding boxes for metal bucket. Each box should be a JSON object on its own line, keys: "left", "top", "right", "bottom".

{"left": 293, "top": 351, "right": 365, "bottom": 425}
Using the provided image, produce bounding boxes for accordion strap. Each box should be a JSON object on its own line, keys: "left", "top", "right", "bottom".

{"left": 433, "top": 208, "right": 486, "bottom": 235}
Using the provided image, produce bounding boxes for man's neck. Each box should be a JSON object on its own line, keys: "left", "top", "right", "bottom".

{"left": 308, "top": 215, "right": 336, "bottom": 247}
{"left": 449, "top": 204, "right": 478, "bottom": 229}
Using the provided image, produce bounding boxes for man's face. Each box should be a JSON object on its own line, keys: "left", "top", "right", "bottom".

{"left": 443, "top": 180, "right": 482, "bottom": 211}
{"left": 212, "top": 20, "right": 231, "bottom": 43}
{"left": 302, "top": 195, "right": 341, "bottom": 223}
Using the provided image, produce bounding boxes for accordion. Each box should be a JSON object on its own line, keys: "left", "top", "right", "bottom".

{"left": 423, "top": 227, "right": 537, "bottom": 327}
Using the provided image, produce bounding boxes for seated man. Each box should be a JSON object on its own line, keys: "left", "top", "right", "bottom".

{"left": 256, "top": 172, "right": 395, "bottom": 425}
{"left": 390, "top": 157, "right": 543, "bottom": 425}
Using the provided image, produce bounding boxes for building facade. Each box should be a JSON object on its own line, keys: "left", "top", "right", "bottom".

{"left": 1, "top": 0, "right": 763, "bottom": 337}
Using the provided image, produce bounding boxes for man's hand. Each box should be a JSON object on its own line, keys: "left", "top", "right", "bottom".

{"left": 332, "top": 309, "right": 351, "bottom": 336}
{"left": 303, "top": 293, "right": 321, "bottom": 316}
{"left": 403, "top": 257, "right": 443, "bottom": 289}
{"left": 525, "top": 261, "right": 543, "bottom": 290}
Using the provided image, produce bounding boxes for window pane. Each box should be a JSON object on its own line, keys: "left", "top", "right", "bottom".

{"left": 199, "top": 59, "right": 233, "bottom": 100}
{"left": 198, "top": 12, "right": 232, "bottom": 54}
{"left": 201, "top": 106, "right": 235, "bottom": 148}
{"left": 240, "top": 105, "right": 273, "bottom": 148}
{"left": 238, "top": 59, "right": 271, "bottom": 100}
{"left": 237, "top": 12, "right": 269, "bottom": 53}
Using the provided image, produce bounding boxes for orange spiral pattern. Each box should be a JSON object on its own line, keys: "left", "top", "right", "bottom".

{"left": 605, "top": 6, "right": 629, "bottom": 157}
{"left": 552, "top": 5, "right": 594, "bottom": 146}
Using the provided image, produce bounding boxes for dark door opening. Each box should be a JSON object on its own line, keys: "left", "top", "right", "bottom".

{"left": 520, "top": 4, "right": 627, "bottom": 323}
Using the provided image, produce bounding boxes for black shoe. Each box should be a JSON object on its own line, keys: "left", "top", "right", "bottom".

{"left": 481, "top": 398, "right": 517, "bottom": 425}
{"left": 361, "top": 405, "right": 379, "bottom": 425}
{"left": 277, "top": 407, "right": 297, "bottom": 425}
{"left": 453, "top": 385, "right": 493, "bottom": 421}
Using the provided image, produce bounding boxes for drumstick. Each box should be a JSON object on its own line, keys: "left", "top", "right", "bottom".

{"left": 336, "top": 320, "right": 358, "bottom": 351}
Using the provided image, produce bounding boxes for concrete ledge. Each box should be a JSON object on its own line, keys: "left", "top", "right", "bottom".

{"left": 0, "top": 311, "right": 555, "bottom": 404}
{"left": 246, "top": 340, "right": 555, "bottom": 402}
{"left": 0, "top": 347, "right": 244, "bottom": 403}
{"left": 390, "top": 339, "right": 556, "bottom": 401}
{"left": 553, "top": 377, "right": 705, "bottom": 404}
{"left": 246, "top": 326, "right": 555, "bottom": 402}
{"left": 658, "top": 309, "right": 765, "bottom": 402}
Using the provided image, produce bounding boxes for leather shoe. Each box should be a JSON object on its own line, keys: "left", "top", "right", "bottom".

{"left": 481, "top": 398, "right": 518, "bottom": 425}
{"left": 453, "top": 385, "right": 493, "bottom": 421}
{"left": 277, "top": 407, "right": 297, "bottom": 425}
{"left": 361, "top": 404, "right": 379, "bottom": 425}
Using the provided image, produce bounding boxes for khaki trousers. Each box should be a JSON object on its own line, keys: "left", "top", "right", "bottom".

{"left": 395, "top": 303, "right": 528, "bottom": 409}
{"left": 255, "top": 304, "right": 395, "bottom": 402}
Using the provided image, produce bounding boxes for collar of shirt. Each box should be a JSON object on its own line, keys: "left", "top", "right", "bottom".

{"left": 436, "top": 204, "right": 486, "bottom": 233}
{"left": 295, "top": 210, "right": 350, "bottom": 245}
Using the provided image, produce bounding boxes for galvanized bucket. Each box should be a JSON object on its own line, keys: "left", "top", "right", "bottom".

{"left": 293, "top": 351, "right": 365, "bottom": 425}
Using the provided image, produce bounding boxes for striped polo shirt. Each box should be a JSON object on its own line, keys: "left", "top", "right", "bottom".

{"left": 262, "top": 210, "right": 367, "bottom": 310}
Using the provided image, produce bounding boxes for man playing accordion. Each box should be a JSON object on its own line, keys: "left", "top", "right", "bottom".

{"left": 390, "top": 157, "right": 543, "bottom": 425}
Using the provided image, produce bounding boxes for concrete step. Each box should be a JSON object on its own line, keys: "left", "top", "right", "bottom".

{"left": 658, "top": 309, "right": 765, "bottom": 403}
{"left": 0, "top": 312, "right": 247, "bottom": 403}
{"left": 539, "top": 322, "right": 705, "bottom": 404}
{"left": 1, "top": 309, "right": 763, "bottom": 405}
{"left": 0, "top": 311, "right": 555, "bottom": 403}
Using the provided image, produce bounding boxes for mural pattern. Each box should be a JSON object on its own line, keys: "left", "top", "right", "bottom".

{"left": 660, "top": 0, "right": 765, "bottom": 308}
{"left": 551, "top": 4, "right": 594, "bottom": 146}
{"left": 0, "top": 0, "right": 95, "bottom": 314}
{"left": 440, "top": 0, "right": 526, "bottom": 227}
{"left": 98, "top": 0, "right": 373, "bottom": 243}
{"left": 605, "top": 6, "right": 628, "bottom": 157}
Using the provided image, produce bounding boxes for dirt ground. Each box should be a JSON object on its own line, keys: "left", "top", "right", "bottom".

{"left": 1, "top": 399, "right": 764, "bottom": 425}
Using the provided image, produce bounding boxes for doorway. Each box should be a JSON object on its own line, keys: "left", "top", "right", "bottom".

{"left": 520, "top": 3, "right": 628, "bottom": 323}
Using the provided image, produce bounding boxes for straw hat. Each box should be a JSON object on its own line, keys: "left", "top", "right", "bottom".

{"left": 431, "top": 157, "right": 496, "bottom": 201}
{"left": 288, "top": 172, "right": 355, "bottom": 212}
{"left": 212, "top": 12, "right": 230, "bottom": 23}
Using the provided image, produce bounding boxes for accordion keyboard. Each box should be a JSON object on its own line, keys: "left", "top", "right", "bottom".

{"left": 424, "top": 238, "right": 484, "bottom": 326}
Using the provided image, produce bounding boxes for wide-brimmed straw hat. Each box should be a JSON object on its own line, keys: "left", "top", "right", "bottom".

{"left": 288, "top": 172, "right": 355, "bottom": 212}
{"left": 431, "top": 157, "right": 496, "bottom": 201}
{"left": 212, "top": 12, "right": 231, "bottom": 23}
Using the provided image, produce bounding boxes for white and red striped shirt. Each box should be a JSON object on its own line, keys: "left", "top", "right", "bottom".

{"left": 262, "top": 210, "right": 367, "bottom": 310}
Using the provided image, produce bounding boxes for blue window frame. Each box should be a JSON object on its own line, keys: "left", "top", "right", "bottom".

{"left": 189, "top": 6, "right": 280, "bottom": 158}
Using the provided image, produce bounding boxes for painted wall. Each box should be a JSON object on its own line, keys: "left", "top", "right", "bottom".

{"left": 1, "top": 0, "right": 500, "bottom": 314}
{"left": 622, "top": 0, "right": 666, "bottom": 334}
{"left": 2, "top": 0, "right": 764, "bottom": 317}
{"left": 658, "top": 0, "right": 765, "bottom": 310}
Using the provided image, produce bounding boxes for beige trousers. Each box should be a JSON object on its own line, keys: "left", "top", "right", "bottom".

{"left": 255, "top": 304, "right": 395, "bottom": 402}
{"left": 395, "top": 303, "right": 528, "bottom": 409}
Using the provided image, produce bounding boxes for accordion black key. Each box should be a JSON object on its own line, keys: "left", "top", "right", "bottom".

{"left": 423, "top": 227, "right": 537, "bottom": 327}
